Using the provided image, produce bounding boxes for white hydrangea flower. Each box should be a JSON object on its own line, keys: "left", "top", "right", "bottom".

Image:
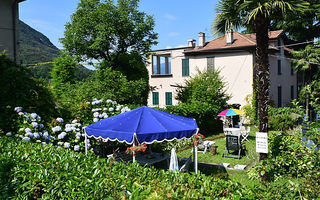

{"left": 93, "top": 118, "right": 99, "bottom": 122}
{"left": 6, "top": 132, "right": 12, "bottom": 137}
{"left": 30, "top": 113, "right": 38, "bottom": 119}
{"left": 72, "top": 119, "right": 78, "bottom": 124}
{"left": 22, "top": 137, "right": 30, "bottom": 141}
{"left": 32, "top": 122, "right": 38, "bottom": 128}
{"left": 109, "top": 107, "right": 114, "bottom": 112}
{"left": 14, "top": 107, "right": 22, "bottom": 112}
{"left": 74, "top": 145, "right": 80, "bottom": 151}
{"left": 93, "top": 112, "right": 99, "bottom": 118}
{"left": 64, "top": 142, "right": 70, "bottom": 148}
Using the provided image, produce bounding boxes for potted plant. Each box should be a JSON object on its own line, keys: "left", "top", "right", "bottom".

{"left": 192, "top": 133, "right": 205, "bottom": 146}
{"left": 125, "top": 143, "right": 147, "bottom": 157}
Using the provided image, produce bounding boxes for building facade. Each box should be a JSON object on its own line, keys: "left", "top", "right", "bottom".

{"left": 0, "top": 0, "right": 25, "bottom": 61}
{"left": 147, "top": 30, "right": 297, "bottom": 109}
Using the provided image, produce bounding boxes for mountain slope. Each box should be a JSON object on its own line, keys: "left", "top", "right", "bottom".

{"left": 18, "top": 20, "right": 92, "bottom": 80}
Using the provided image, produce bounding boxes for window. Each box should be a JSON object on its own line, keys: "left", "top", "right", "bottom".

{"left": 152, "top": 92, "right": 159, "bottom": 105}
{"left": 182, "top": 58, "right": 189, "bottom": 76}
{"left": 291, "top": 85, "right": 294, "bottom": 100}
{"left": 278, "top": 86, "right": 282, "bottom": 107}
{"left": 165, "top": 92, "right": 172, "bottom": 105}
{"left": 277, "top": 60, "right": 282, "bottom": 75}
{"left": 207, "top": 57, "right": 215, "bottom": 72}
{"left": 152, "top": 55, "right": 171, "bottom": 75}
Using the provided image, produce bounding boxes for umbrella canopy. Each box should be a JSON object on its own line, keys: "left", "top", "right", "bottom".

{"left": 217, "top": 108, "right": 244, "bottom": 116}
{"left": 85, "top": 106, "right": 198, "bottom": 144}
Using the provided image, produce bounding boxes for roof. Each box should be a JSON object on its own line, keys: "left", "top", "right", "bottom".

{"left": 185, "top": 30, "right": 284, "bottom": 55}
{"left": 18, "top": 0, "right": 26, "bottom": 3}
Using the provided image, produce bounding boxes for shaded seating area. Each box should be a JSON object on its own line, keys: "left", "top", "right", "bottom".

{"left": 84, "top": 106, "right": 199, "bottom": 170}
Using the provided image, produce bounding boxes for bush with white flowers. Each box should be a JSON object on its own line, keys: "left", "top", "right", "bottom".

{"left": 10, "top": 98, "right": 131, "bottom": 153}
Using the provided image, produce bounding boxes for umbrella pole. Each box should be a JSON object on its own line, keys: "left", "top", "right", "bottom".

{"left": 132, "top": 141, "right": 136, "bottom": 163}
{"left": 193, "top": 144, "right": 198, "bottom": 174}
{"left": 85, "top": 131, "right": 88, "bottom": 155}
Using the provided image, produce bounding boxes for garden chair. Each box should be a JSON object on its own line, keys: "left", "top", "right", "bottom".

{"left": 179, "top": 155, "right": 192, "bottom": 172}
{"left": 241, "top": 127, "right": 250, "bottom": 142}
{"left": 222, "top": 135, "right": 243, "bottom": 159}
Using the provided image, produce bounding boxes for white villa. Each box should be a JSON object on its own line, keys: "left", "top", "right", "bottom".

{"left": 147, "top": 30, "right": 297, "bottom": 109}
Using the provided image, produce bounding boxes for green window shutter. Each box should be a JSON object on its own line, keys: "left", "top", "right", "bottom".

{"left": 182, "top": 58, "right": 189, "bottom": 76}
{"left": 207, "top": 57, "right": 215, "bottom": 72}
{"left": 278, "top": 60, "right": 282, "bottom": 75}
{"left": 152, "top": 92, "right": 159, "bottom": 105}
{"left": 165, "top": 92, "right": 172, "bottom": 105}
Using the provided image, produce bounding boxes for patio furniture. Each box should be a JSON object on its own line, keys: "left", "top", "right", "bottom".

{"left": 179, "top": 155, "right": 192, "bottom": 172}
{"left": 222, "top": 134, "right": 243, "bottom": 159}
{"left": 241, "top": 127, "right": 250, "bottom": 142}
{"left": 197, "top": 141, "right": 216, "bottom": 154}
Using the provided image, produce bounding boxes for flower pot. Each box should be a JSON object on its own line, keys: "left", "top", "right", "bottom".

{"left": 210, "top": 145, "right": 218, "bottom": 155}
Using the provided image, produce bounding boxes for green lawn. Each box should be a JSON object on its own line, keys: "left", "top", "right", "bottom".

{"left": 177, "top": 131, "right": 259, "bottom": 167}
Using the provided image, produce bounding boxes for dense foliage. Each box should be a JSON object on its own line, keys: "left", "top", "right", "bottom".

{"left": 57, "top": 67, "right": 148, "bottom": 116}
{"left": 51, "top": 53, "right": 77, "bottom": 98}
{"left": 0, "top": 54, "right": 56, "bottom": 132}
{"left": 176, "top": 69, "right": 230, "bottom": 107}
{"left": 268, "top": 106, "right": 304, "bottom": 131}
{"left": 0, "top": 137, "right": 257, "bottom": 199}
{"left": 249, "top": 130, "right": 320, "bottom": 199}
{"left": 165, "top": 102, "right": 224, "bottom": 134}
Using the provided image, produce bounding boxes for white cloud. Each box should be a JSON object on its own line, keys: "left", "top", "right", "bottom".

{"left": 164, "top": 13, "right": 177, "bottom": 20}
{"left": 176, "top": 44, "right": 187, "bottom": 48}
{"left": 168, "top": 32, "right": 180, "bottom": 37}
{"left": 166, "top": 46, "right": 172, "bottom": 49}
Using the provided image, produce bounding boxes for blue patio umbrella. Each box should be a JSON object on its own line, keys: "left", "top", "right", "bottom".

{"left": 84, "top": 106, "right": 198, "bottom": 145}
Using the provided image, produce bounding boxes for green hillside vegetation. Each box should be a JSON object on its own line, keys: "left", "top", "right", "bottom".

{"left": 18, "top": 20, "right": 92, "bottom": 81}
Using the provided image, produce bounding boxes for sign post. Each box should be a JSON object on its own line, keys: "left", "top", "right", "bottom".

{"left": 256, "top": 132, "right": 268, "bottom": 154}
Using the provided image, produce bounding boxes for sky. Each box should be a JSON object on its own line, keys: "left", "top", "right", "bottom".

{"left": 19, "top": 0, "right": 218, "bottom": 50}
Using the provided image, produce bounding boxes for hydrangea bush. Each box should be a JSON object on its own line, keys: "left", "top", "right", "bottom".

{"left": 10, "top": 98, "right": 131, "bottom": 153}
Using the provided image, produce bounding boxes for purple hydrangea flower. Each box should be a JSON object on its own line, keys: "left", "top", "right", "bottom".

{"left": 75, "top": 132, "right": 81, "bottom": 138}
{"left": 25, "top": 128, "right": 32, "bottom": 133}
{"left": 34, "top": 132, "right": 40, "bottom": 138}
{"left": 39, "top": 124, "right": 44, "bottom": 129}
{"left": 58, "top": 132, "right": 67, "bottom": 139}
{"left": 32, "top": 122, "right": 38, "bottom": 128}
{"left": 22, "top": 137, "right": 30, "bottom": 141}
{"left": 56, "top": 117, "right": 64, "bottom": 123}
{"left": 14, "top": 107, "right": 22, "bottom": 112}
{"left": 109, "top": 107, "right": 114, "bottom": 112}
{"left": 30, "top": 113, "right": 38, "bottom": 119}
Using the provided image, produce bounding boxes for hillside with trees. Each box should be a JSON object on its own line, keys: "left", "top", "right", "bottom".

{"left": 18, "top": 20, "right": 92, "bottom": 80}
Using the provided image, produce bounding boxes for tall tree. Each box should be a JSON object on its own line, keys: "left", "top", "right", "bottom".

{"left": 212, "top": 0, "right": 307, "bottom": 159}
{"left": 60, "top": 0, "right": 157, "bottom": 73}
{"left": 269, "top": 0, "right": 320, "bottom": 41}
{"left": 51, "top": 53, "right": 77, "bottom": 98}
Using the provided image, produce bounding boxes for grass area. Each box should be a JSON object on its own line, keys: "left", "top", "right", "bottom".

{"left": 177, "top": 131, "right": 259, "bottom": 167}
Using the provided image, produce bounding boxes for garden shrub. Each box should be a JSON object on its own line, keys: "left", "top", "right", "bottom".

{"left": 0, "top": 136, "right": 257, "bottom": 199}
{"left": 57, "top": 67, "right": 148, "bottom": 116}
{"left": 0, "top": 54, "right": 56, "bottom": 132}
{"left": 248, "top": 130, "right": 320, "bottom": 199}
{"left": 268, "top": 106, "right": 303, "bottom": 131}
{"left": 164, "top": 101, "right": 224, "bottom": 134}
{"left": 11, "top": 98, "right": 131, "bottom": 153}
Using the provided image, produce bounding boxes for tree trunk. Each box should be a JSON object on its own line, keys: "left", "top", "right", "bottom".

{"left": 254, "top": 14, "right": 269, "bottom": 161}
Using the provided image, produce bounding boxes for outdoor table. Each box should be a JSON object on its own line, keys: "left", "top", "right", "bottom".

{"left": 135, "top": 152, "right": 170, "bottom": 167}
{"left": 224, "top": 128, "right": 241, "bottom": 137}
{"left": 110, "top": 151, "right": 169, "bottom": 167}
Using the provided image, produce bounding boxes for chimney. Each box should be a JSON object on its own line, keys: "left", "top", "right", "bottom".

{"left": 188, "top": 39, "right": 196, "bottom": 48}
{"left": 226, "top": 29, "right": 234, "bottom": 45}
{"left": 198, "top": 32, "right": 205, "bottom": 47}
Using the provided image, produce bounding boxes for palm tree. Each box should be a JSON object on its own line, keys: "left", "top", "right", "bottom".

{"left": 213, "top": 0, "right": 308, "bottom": 135}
